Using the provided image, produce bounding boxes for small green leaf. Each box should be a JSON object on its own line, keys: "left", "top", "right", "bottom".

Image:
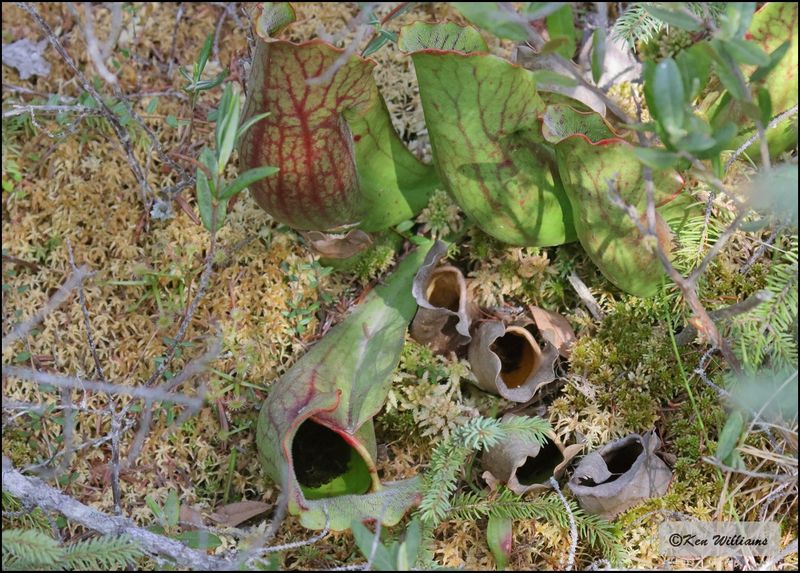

{"left": 591, "top": 27, "right": 606, "bottom": 85}
{"left": 750, "top": 40, "right": 790, "bottom": 83}
{"left": 164, "top": 490, "right": 179, "bottom": 527}
{"left": 399, "top": 519, "right": 422, "bottom": 569}
{"left": 146, "top": 97, "right": 158, "bottom": 114}
{"left": 720, "top": 38, "right": 770, "bottom": 67}
{"left": 394, "top": 219, "right": 414, "bottom": 233}
{"left": 757, "top": 88, "right": 772, "bottom": 127}
{"left": 196, "top": 148, "right": 224, "bottom": 232}
{"left": 13, "top": 351, "right": 31, "bottom": 363}
{"left": 642, "top": 4, "right": 701, "bottom": 32}
{"left": 451, "top": 2, "right": 530, "bottom": 42}
{"left": 708, "top": 40, "right": 748, "bottom": 101}
{"left": 530, "top": 70, "right": 578, "bottom": 87}
{"left": 632, "top": 147, "right": 681, "bottom": 169}
{"left": 175, "top": 531, "right": 222, "bottom": 550}
{"left": 219, "top": 166, "right": 279, "bottom": 200}
{"left": 716, "top": 410, "right": 745, "bottom": 464}
{"left": 487, "top": 515, "right": 513, "bottom": 570}
{"left": 198, "top": 33, "right": 214, "bottom": 75}
{"left": 236, "top": 111, "right": 270, "bottom": 142}
{"left": 648, "top": 58, "right": 687, "bottom": 139}
{"left": 545, "top": 5, "right": 576, "bottom": 59}
{"left": 720, "top": 2, "right": 756, "bottom": 40}
{"left": 166, "top": 114, "right": 179, "bottom": 128}
{"left": 145, "top": 495, "right": 163, "bottom": 522}
{"left": 215, "top": 84, "right": 240, "bottom": 174}
{"left": 675, "top": 43, "right": 711, "bottom": 101}
{"left": 362, "top": 29, "right": 398, "bottom": 58}
{"left": 351, "top": 520, "right": 395, "bottom": 571}
{"left": 523, "top": 2, "right": 566, "bottom": 21}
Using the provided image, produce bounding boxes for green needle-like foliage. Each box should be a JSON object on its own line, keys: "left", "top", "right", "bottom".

{"left": 2, "top": 529, "right": 141, "bottom": 571}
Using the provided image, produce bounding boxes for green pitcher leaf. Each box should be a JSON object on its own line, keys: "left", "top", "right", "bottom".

{"left": 546, "top": 105, "right": 693, "bottom": 297}
{"left": 256, "top": 241, "right": 433, "bottom": 531}
{"left": 239, "top": 3, "right": 437, "bottom": 232}
{"left": 399, "top": 22, "right": 576, "bottom": 247}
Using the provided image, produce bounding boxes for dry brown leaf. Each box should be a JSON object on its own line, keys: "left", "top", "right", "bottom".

{"left": 179, "top": 503, "right": 205, "bottom": 531}
{"left": 209, "top": 500, "right": 272, "bottom": 527}
{"left": 302, "top": 229, "right": 373, "bottom": 259}
{"left": 529, "top": 305, "right": 576, "bottom": 359}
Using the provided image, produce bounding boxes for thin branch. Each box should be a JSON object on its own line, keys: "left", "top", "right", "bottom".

{"left": 17, "top": 2, "right": 153, "bottom": 206}
{"left": 2, "top": 265, "right": 93, "bottom": 352}
{"left": 567, "top": 271, "right": 605, "bottom": 320}
{"left": 675, "top": 289, "right": 773, "bottom": 345}
{"left": 306, "top": 4, "right": 377, "bottom": 86}
{"left": 3, "top": 366, "right": 204, "bottom": 409}
{"left": 167, "top": 2, "right": 186, "bottom": 77}
{"left": 550, "top": 477, "right": 577, "bottom": 571}
{"left": 701, "top": 456, "right": 796, "bottom": 482}
{"left": 101, "top": 2, "right": 125, "bottom": 60}
{"left": 2, "top": 457, "right": 232, "bottom": 570}
{"left": 2, "top": 104, "right": 104, "bottom": 119}
{"left": 606, "top": 176, "right": 743, "bottom": 372}
{"left": 725, "top": 104, "right": 799, "bottom": 172}
{"left": 740, "top": 227, "right": 781, "bottom": 274}
{"left": 141, "top": 234, "right": 217, "bottom": 389}
{"left": 124, "top": 336, "right": 221, "bottom": 467}
{"left": 69, "top": 2, "right": 118, "bottom": 85}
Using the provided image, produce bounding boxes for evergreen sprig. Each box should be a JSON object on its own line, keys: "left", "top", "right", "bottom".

{"left": 449, "top": 488, "right": 625, "bottom": 563}
{"left": 1, "top": 528, "right": 142, "bottom": 571}
{"left": 732, "top": 235, "right": 799, "bottom": 370}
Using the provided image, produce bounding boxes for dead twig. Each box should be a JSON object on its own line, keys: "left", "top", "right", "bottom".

{"left": 725, "top": 104, "right": 799, "bottom": 173}
{"left": 567, "top": 271, "right": 605, "bottom": 320}
{"left": 17, "top": 2, "right": 153, "bottom": 206}
{"left": 2, "top": 457, "right": 233, "bottom": 570}
{"left": 3, "top": 366, "right": 204, "bottom": 409}
{"left": 2, "top": 264, "right": 93, "bottom": 352}
{"left": 675, "top": 289, "right": 773, "bottom": 345}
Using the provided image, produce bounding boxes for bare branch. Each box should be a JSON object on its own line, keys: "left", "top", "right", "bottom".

{"left": 101, "top": 2, "right": 125, "bottom": 60}
{"left": 567, "top": 271, "right": 605, "bottom": 320}
{"left": 725, "top": 104, "right": 799, "bottom": 172}
{"left": 69, "top": 2, "right": 118, "bottom": 84}
{"left": 2, "top": 265, "right": 93, "bottom": 352}
{"left": 550, "top": 477, "right": 577, "bottom": 571}
{"left": 2, "top": 457, "right": 232, "bottom": 570}
{"left": 676, "top": 290, "right": 773, "bottom": 346}
{"left": 701, "top": 456, "right": 796, "bottom": 482}
{"left": 2, "top": 104, "right": 104, "bottom": 119}
{"left": 306, "top": 4, "right": 376, "bottom": 86}
{"left": 17, "top": 2, "right": 153, "bottom": 206}
{"left": 3, "top": 366, "right": 204, "bottom": 409}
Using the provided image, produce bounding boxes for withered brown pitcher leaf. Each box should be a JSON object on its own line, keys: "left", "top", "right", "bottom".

{"left": 410, "top": 241, "right": 474, "bottom": 353}
{"left": 468, "top": 321, "right": 559, "bottom": 402}
{"left": 568, "top": 431, "right": 673, "bottom": 519}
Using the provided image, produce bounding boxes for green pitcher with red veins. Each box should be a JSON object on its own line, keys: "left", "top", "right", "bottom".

{"left": 398, "top": 22, "right": 577, "bottom": 247}
{"left": 238, "top": 3, "right": 438, "bottom": 232}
